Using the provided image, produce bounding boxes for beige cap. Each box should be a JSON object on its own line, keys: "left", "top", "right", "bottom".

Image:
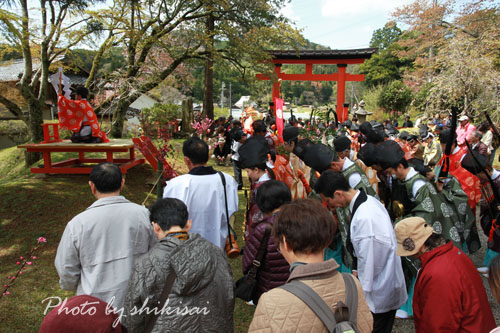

{"left": 394, "top": 217, "right": 434, "bottom": 256}
{"left": 458, "top": 115, "right": 469, "bottom": 122}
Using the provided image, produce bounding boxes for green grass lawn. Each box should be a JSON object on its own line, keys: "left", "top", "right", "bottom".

{"left": 0, "top": 141, "right": 255, "bottom": 332}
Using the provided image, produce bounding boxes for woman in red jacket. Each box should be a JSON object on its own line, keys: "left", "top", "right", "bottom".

{"left": 394, "top": 217, "right": 496, "bottom": 333}
{"left": 242, "top": 180, "right": 291, "bottom": 304}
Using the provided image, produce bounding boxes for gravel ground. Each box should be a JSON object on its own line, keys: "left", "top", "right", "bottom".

{"left": 392, "top": 221, "right": 500, "bottom": 332}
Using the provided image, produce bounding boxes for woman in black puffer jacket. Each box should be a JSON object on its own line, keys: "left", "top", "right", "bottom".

{"left": 242, "top": 180, "right": 291, "bottom": 304}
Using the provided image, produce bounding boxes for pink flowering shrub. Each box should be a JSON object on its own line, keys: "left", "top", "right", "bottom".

{"left": 191, "top": 117, "right": 214, "bottom": 139}
{"left": 1, "top": 237, "right": 47, "bottom": 299}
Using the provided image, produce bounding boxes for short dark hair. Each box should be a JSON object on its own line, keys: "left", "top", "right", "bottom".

{"left": 89, "top": 162, "right": 122, "bottom": 193}
{"left": 183, "top": 136, "right": 209, "bottom": 164}
{"left": 75, "top": 86, "right": 88, "bottom": 99}
{"left": 274, "top": 199, "right": 336, "bottom": 254}
{"left": 423, "top": 233, "right": 446, "bottom": 252}
{"left": 149, "top": 198, "right": 189, "bottom": 231}
{"left": 477, "top": 122, "right": 490, "bottom": 133}
{"left": 256, "top": 180, "right": 292, "bottom": 214}
{"left": 389, "top": 157, "right": 409, "bottom": 170}
{"left": 314, "top": 170, "right": 350, "bottom": 198}
{"left": 252, "top": 120, "right": 267, "bottom": 134}
{"left": 231, "top": 129, "right": 244, "bottom": 141}
{"left": 379, "top": 157, "right": 408, "bottom": 171}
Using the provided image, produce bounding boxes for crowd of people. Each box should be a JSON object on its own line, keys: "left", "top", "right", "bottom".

{"left": 45, "top": 109, "right": 500, "bottom": 333}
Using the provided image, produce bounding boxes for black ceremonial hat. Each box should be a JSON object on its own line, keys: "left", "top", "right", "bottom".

{"left": 237, "top": 136, "right": 269, "bottom": 169}
{"left": 408, "top": 158, "right": 431, "bottom": 176}
{"left": 293, "top": 138, "right": 314, "bottom": 160}
{"left": 350, "top": 123, "right": 360, "bottom": 132}
{"left": 303, "top": 143, "right": 335, "bottom": 173}
{"left": 399, "top": 131, "right": 409, "bottom": 141}
{"left": 377, "top": 140, "right": 405, "bottom": 170}
{"left": 357, "top": 143, "right": 378, "bottom": 167}
{"left": 461, "top": 151, "right": 487, "bottom": 175}
{"left": 341, "top": 120, "right": 352, "bottom": 129}
{"left": 360, "top": 121, "right": 384, "bottom": 144}
{"left": 283, "top": 126, "right": 300, "bottom": 143}
{"left": 419, "top": 125, "right": 428, "bottom": 139}
{"left": 385, "top": 124, "right": 399, "bottom": 136}
{"left": 334, "top": 136, "right": 351, "bottom": 152}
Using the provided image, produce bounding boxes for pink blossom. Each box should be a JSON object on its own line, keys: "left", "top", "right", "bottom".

{"left": 3, "top": 291, "right": 10, "bottom": 296}
{"left": 32, "top": 256, "right": 37, "bottom": 259}
{"left": 11, "top": 277, "right": 15, "bottom": 280}
{"left": 27, "top": 262, "right": 32, "bottom": 265}
{"left": 7, "top": 276, "right": 11, "bottom": 279}
{"left": 16, "top": 261, "right": 20, "bottom": 265}
{"left": 19, "top": 271, "right": 22, "bottom": 275}
{"left": 19, "top": 257, "right": 23, "bottom": 260}
{"left": 37, "top": 237, "right": 47, "bottom": 243}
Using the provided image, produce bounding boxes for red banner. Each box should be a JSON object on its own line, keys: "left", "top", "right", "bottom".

{"left": 274, "top": 98, "right": 284, "bottom": 143}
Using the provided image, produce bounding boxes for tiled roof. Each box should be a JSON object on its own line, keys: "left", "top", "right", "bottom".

{"left": 266, "top": 48, "right": 378, "bottom": 60}
{"left": 0, "top": 55, "right": 68, "bottom": 82}
{"left": 0, "top": 59, "right": 25, "bottom": 82}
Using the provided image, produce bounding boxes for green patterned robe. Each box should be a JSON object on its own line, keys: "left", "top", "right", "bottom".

{"left": 400, "top": 172, "right": 480, "bottom": 277}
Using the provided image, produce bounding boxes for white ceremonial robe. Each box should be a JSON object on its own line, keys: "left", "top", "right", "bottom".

{"left": 349, "top": 191, "right": 407, "bottom": 314}
{"left": 163, "top": 172, "right": 238, "bottom": 248}
{"left": 55, "top": 196, "right": 156, "bottom": 310}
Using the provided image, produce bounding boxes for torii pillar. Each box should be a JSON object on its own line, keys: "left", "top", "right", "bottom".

{"left": 257, "top": 49, "right": 377, "bottom": 123}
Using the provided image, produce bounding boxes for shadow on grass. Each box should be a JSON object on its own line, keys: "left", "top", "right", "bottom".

{"left": 0, "top": 152, "right": 255, "bottom": 332}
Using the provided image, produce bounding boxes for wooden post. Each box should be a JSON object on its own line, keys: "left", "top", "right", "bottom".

{"left": 343, "top": 103, "right": 350, "bottom": 122}
{"left": 157, "top": 160, "right": 163, "bottom": 199}
{"left": 336, "top": 64, "right": 347, "bottom": 123}
{"left": 271, "top": 64, "right": 282, "bottom": 114}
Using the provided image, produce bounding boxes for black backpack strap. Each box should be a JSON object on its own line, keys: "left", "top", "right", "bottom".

{"left": 217, "top": 171, "right": 234, "bottom": 245}
{"left": 341, "top": 273, "right": 358, "bottom": 329}
{"left": 280, "top": 280, "right": 337, "bottom": 333}
{"left": 247, "top": 224, "right": 272, "bottom": 280}
{"left": 144, "top": 270, "right": 177, "bottom": 333}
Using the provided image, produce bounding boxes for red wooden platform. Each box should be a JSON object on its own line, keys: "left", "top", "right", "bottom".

{"left": 18, "top": 139, "right": 145, "bottom": 174}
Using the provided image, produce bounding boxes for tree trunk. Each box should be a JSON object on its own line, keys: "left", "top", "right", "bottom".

{"left": 111, "top": 99, "right": 129, "bottom": 138}
{"left": 203, "top": 14, "right": 215, "bottom": 120}
{"left": 24, "top": 99, "right": 45, "bottom": 165}
{"left": 181, "top": 98, "right": 194, "bottom": 134}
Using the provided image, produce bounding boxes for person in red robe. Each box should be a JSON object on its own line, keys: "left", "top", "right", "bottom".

{"left": 275, "top": 127, "right": 311, "bottom": 200}
{"left": 58, "top": 87, "right": 109, "bottom": 143}
{"left": 437, "top": 129, "right": 481, "bottom": 211}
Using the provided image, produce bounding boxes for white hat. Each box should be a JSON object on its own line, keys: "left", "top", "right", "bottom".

{"left": 458, "top": 115, "right": 469, "bottom": 122}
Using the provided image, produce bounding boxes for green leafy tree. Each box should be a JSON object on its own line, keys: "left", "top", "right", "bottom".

{"left": 370, "top": 21, "right": 402, "bottom": 51}
{"left": 320, "top": 84, "right": 333, "bottom": 103}
{"left": 360, "top": 22, "right": 413, "bottom": 86}
{"left": 378, "top": 80, "right": 413, "bottom": 113}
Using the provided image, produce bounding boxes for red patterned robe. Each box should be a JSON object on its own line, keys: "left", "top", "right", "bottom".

{"left": 438, "top": 147, "right": 481, "bottom": 211}
{"left": 273, "top": 154, "right": 311, "bottom": 200}
{"left": 58, "top": 95, "right": 109, "bottom": 142}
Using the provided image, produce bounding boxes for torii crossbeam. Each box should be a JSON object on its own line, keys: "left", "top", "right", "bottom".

{"left": 256, "top": 49, "right": 377, "bottom": 123}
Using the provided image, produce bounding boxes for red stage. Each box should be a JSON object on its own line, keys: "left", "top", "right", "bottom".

{"left": 18, "top": 139, "right": 145, "bottom": 174}
{"left": 256, "top": 49, "right": 377, "bottom": 123}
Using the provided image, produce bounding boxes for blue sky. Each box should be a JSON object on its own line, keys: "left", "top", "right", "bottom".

{"left": 282, "top": 0, "right": 414, "bottom": 49}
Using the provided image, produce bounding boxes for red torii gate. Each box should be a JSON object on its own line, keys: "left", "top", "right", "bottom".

{"left": 256, "top": 49, "right": 377, "bottom": 123}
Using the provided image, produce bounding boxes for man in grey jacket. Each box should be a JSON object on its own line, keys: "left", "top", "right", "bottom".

{"left": 123, "top": 198, "right": 234, "bottom": 332}
{"left": 55, "top": 162, "right": 156, "bottom": 311}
